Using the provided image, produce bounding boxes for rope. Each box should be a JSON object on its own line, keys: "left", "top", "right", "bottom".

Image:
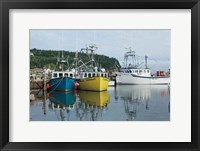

{"left": 48, "top": 77, "right": 64, "bottom": 94}
{"left": 49, "top": 77, "right": 63, "bottom": 87}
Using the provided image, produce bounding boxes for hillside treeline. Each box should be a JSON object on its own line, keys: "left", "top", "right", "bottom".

{"left": 30, "top": 48, "right": 120, "bottom": 71}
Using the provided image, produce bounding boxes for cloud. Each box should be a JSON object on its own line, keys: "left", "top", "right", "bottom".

{"left": 30, "top": 29, "right": 170, "bottom": 71}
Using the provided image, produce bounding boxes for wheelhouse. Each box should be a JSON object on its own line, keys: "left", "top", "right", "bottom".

{"left": 51, "top": 72, "right": 75, "bottom": 79}
{"left": 80, "top": 72, "right": 108, "bottom": 79}
{"left": 119, "top": 68, "right": 151, "bottom": 77}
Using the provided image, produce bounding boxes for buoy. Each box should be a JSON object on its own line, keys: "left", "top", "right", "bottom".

{"left": 74, "top": 81, "right": 79, "bottom": 90}
{"left": 46, "top": 83, "right": 50, "bottom": 89}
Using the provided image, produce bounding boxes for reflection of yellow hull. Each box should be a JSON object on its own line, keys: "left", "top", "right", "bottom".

{"left": 79, "top": 91, "right": 109, "bottom": 107}
{"left": 78, "top": 76, "right": 109, "bottom": 91}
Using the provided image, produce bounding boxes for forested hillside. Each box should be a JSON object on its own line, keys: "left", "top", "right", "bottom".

{"left": 30, "top": 48, "right": 120, "bottom": 71}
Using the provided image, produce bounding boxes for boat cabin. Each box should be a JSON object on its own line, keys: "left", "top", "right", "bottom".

{"left": 51, "top": 71, "right": 109, "bottom": 79}
{"left": 119, "top": 68, "right": 151, "bottom": 77}
{"left": 80, "top": 72, "right": 108, "bottom": 79}
{"left": 51, "top": 71, "right": 75, "bottom": 79}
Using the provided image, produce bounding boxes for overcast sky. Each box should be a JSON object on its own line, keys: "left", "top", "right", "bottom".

{"left": 30, "top": 29, "right": 170, "bottom": 72}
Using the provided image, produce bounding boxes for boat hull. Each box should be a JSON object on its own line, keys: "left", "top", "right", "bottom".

{"left": 48, "top": 77, "right": 74, "bottom": 92}
{"left": 78, "top": 76, "right": 109, "bottom": 91}
{"left": 116, "top": 74, "right": 170, "bottom": 85}
{"left": 79, "top": 90, "right": 109, "bottom": 107}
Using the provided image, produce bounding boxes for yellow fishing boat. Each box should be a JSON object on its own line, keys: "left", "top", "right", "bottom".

{"left": 74, "top": 44, "right": 109, "bottom": 91}
{"left": 78, "top": 76, "right": 109, "bottom": 91}
{"left": 79, "top": 90, "right": 109, "bottom": 107}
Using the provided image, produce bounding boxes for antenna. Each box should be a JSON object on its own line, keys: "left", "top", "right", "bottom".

{"left": 57, "top": 31, "right": 67, "bottom": 71}
{"left": 93, "top": 30, "right": 95, "bottom": 44}
{"left": 75, "top": 30, "right": 78, "bottom": 51}
{"left": 145, "top": 55, "right": 148, "bottom": 68}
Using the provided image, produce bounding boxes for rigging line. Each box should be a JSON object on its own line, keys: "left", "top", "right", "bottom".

{"left": 48, "top": 77, "right": 63, "bottom": 87}
{"left": 48, "top": 77, "right": 64, "bottom": 94}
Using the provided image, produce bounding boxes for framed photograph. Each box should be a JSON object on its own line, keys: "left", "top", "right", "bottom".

{"left": 1, "top": 0, "right": 199, "bottom": 151}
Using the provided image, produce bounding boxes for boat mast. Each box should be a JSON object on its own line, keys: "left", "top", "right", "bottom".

{"left": 57, "top": 31, "right": 66, "bottom": 71}
{"left": 57, "top": 50, "right": 66, "bottom": 71}
{"left": 74, "top": 51, "right": 79, "bottom": 79}
{"left": 124, "top": 47, "right": 135, "bottom": 68}
{"left": 80, "top": 44, "right": 98, "bottom": 70}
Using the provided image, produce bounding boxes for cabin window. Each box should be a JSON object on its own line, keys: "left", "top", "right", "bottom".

{"left": 139, "top": 70, "right": 142, "bottom": 73}
{"left": 84, "top": 73, "right": 87, "bottom": 77}
{"left": 64, "top": 73, "right": 68, "bottom": 77}
{"left": 135, "top": 70, "right": 138, "bottom": 73}
{"left": 147, "top": 70, "right": 149, "bottom": 73}
{"left": 70, "top": 74, "right": 73, "bottom": 78}
{"left": 132, "top": 70, "right": 134, "bottom": 73}
{"left": 59, "top": 73, "right": 63, "bottom": 78}
{"left": 88, "top": 73, "right": 91, "bottom": 77}
{"left": 144, "top": 70, "right": 146, "bottom": 73}
{"left": 101, "top": 74, "right": 103, "bottom": 77}
{"left": 105, "top": 74, "right": 107, "bottom": 77}
{"left": 53, "top": 73, "right": 57, "bottom": 78}
{"left": 93, "top": 73, "right": 96, "bottom": 77}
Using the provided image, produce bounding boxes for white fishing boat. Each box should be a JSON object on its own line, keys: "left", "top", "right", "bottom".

{"left": 116, "top": 48, "right": 170, "bottom": 85}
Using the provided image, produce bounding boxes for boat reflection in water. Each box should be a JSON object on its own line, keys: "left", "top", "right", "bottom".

{"left": 48, "top": 91, "right": 76, "bottom": 121}
{"left": 115, "top": 85, "right": 170, "bottom": 121}
{"left": 48, "top": 90, "right": 109, "bottom": 121}
{"left": 75, "top": 91, "right": 109, "bottom": 121}
{"left": 30, "top": 85, "right": 169, "bottom": 121}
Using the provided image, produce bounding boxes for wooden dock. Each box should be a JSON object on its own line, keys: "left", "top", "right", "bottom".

{"left": 30, "top": 80, "right": 44, "bottom": 89}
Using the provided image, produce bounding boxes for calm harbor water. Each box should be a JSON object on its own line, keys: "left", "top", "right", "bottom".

{"left": 30, "top": 85, "right": 170, "bottom": 121}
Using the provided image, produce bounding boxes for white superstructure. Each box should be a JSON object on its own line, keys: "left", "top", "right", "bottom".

{"left": 116, "top": 48, "right": 170, "bottom": 85}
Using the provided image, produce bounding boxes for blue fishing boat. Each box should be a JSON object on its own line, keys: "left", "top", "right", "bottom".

{"left": 48, "top": 72, "right": 75, "bottom": 92}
